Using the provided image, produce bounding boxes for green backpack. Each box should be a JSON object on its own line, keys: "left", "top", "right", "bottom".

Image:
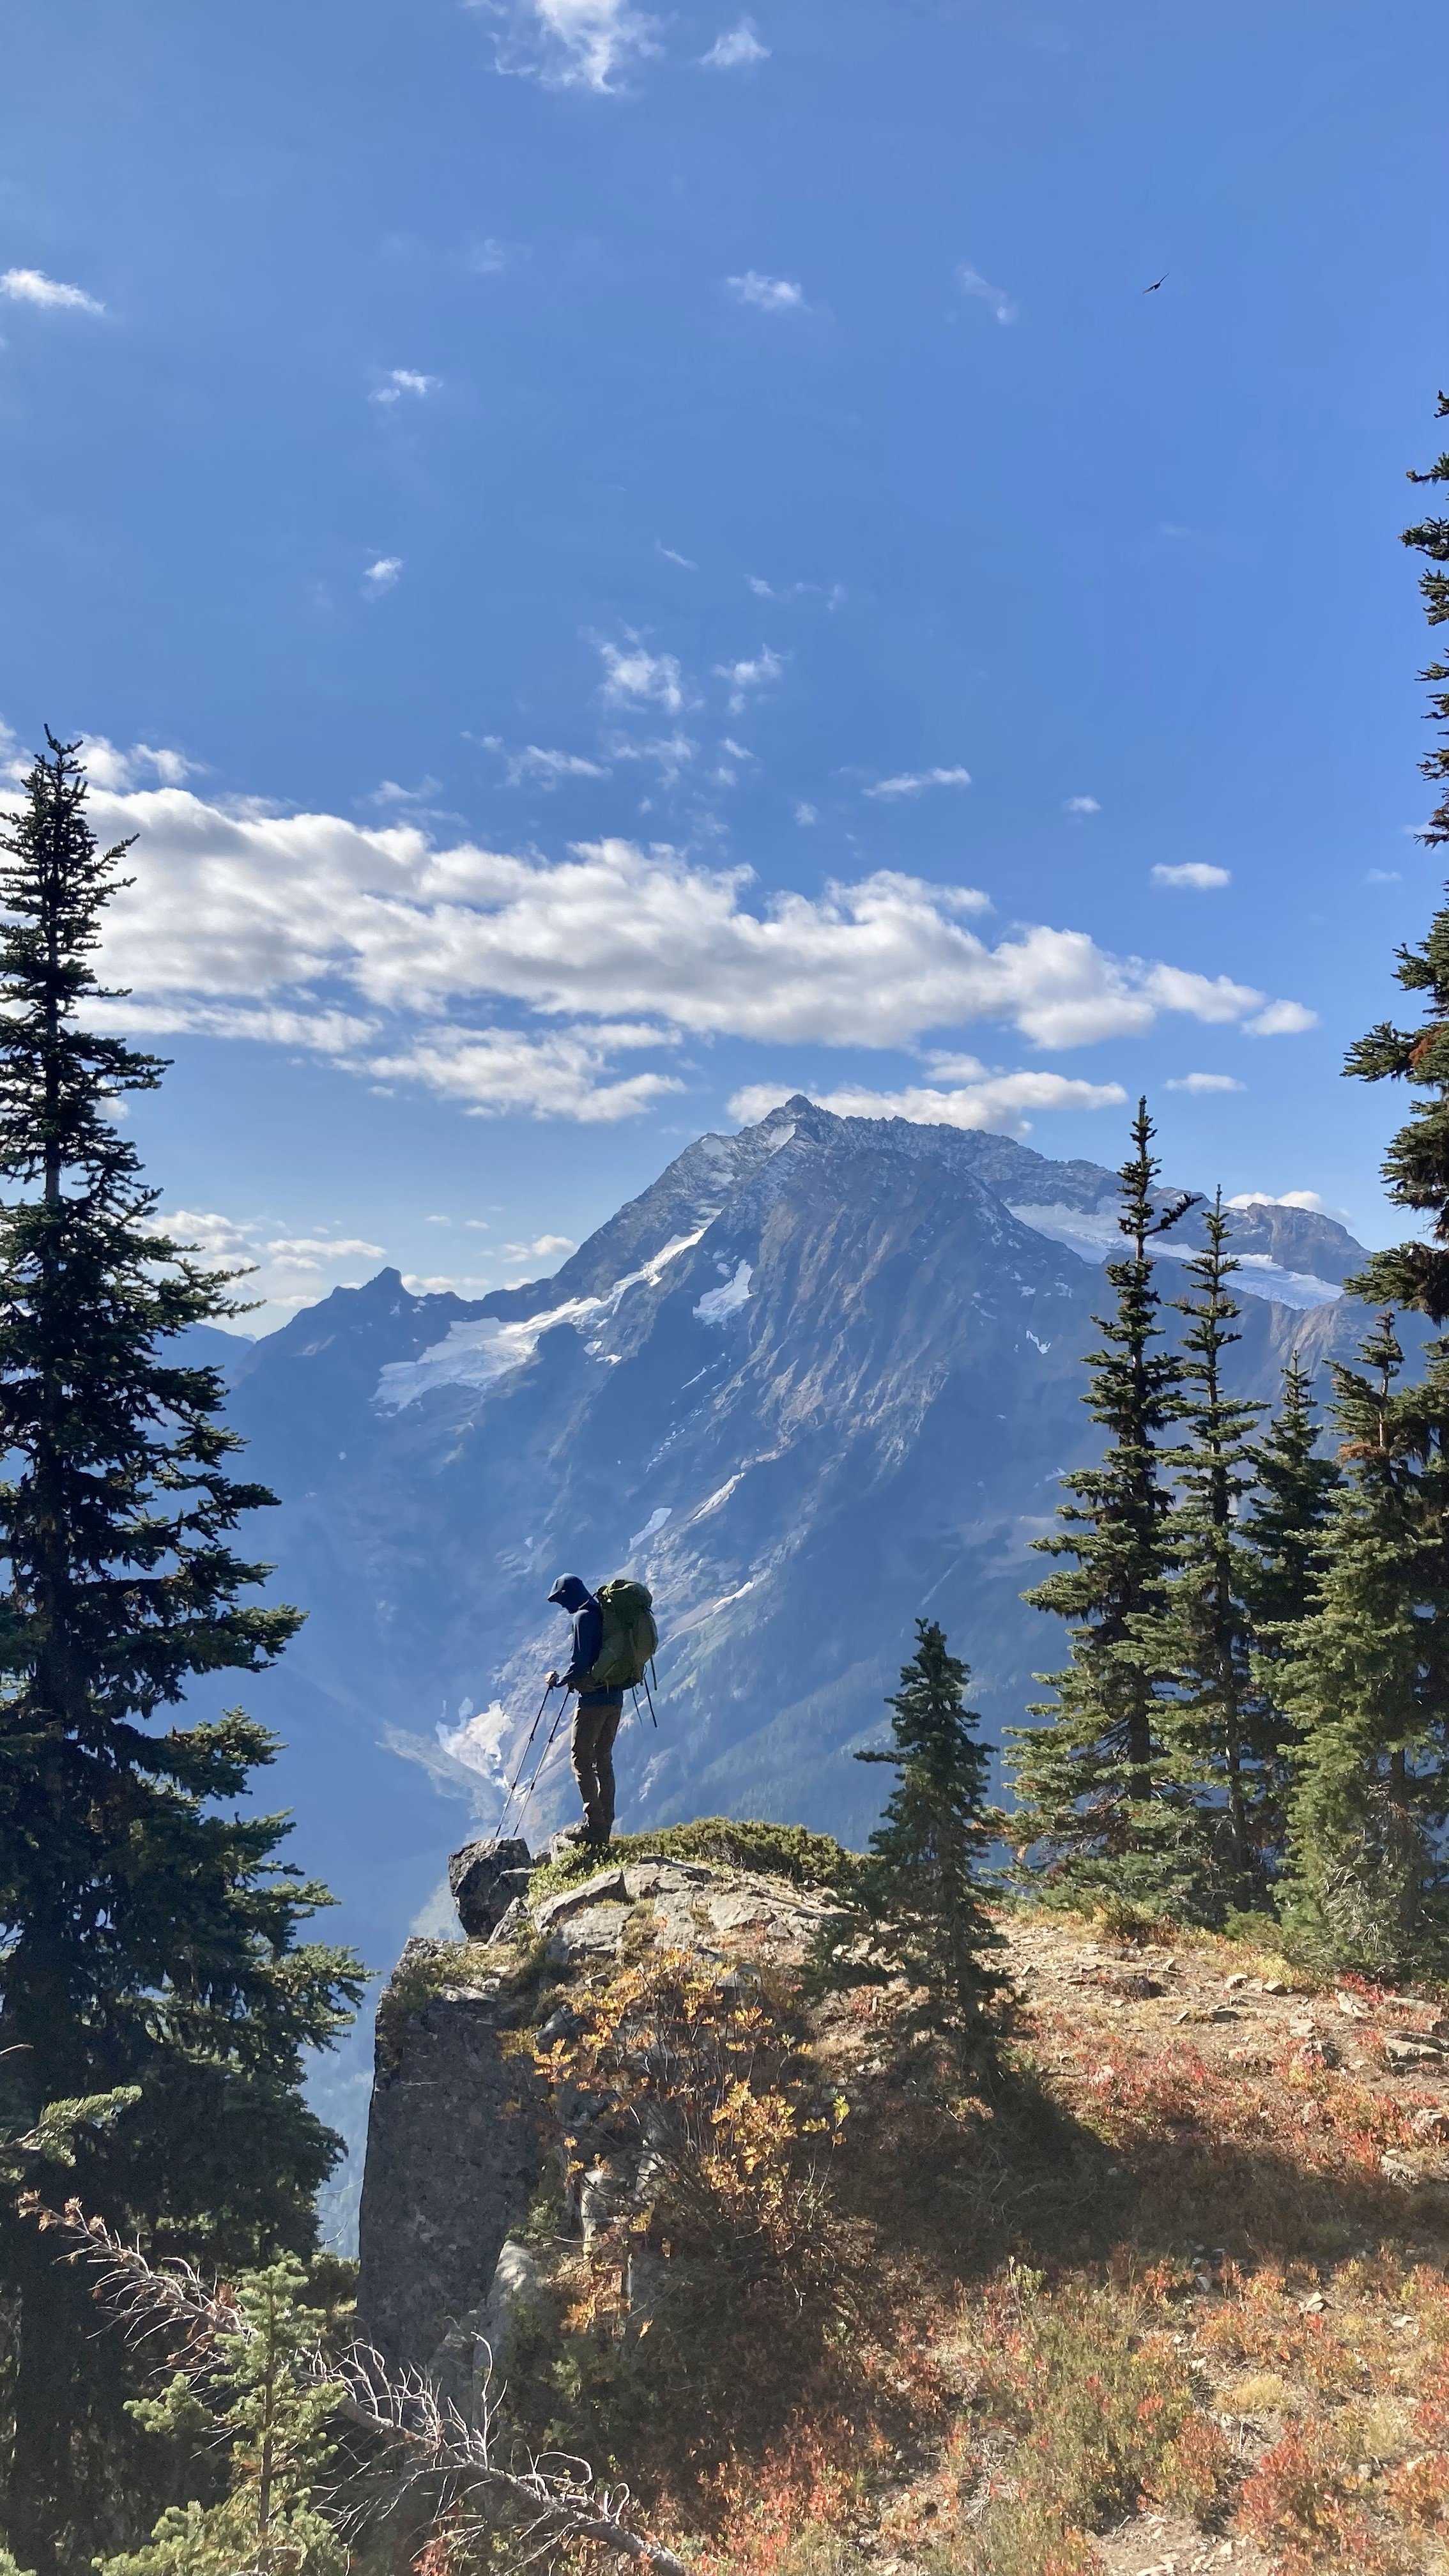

{"left": 583, "top": 1577, "right": 659, "bottom": 1692}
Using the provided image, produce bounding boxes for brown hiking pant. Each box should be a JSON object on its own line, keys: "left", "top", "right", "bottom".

{"left": 571, "top": 1697, "right": 623, "bottom": 1841}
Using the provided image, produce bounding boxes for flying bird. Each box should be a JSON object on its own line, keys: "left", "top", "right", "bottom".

{"left": 1142, "top": 273, "right": 1169, "bottom": 294}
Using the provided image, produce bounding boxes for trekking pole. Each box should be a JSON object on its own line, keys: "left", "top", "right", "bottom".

{"left": 495, "top": 1681, "right": 555, "bottom": 1838}
{"left": 514, "top": 1693, "right": 571, "bottom": 1832}
{"left": 641, "top": 1665, "right": 659, "bottom": 1728}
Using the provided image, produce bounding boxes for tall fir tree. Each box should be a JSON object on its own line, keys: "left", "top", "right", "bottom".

{"left": 1139, "top": 1193, "right": 1275, "bottom": 1916}
{"left": 1008, "top": 1100, "right": 1204, "bottom": 1919}
{"left": 809, "top": 1620, "right": 1008, "bottom": 2084}
{"left": 0, "top": 738, "right": 364, "bottom": 2572}
{"left": 1342, "top": 392, "right": 1449, "bottom": 1316}
{"left": 1240, "top": 1354, "right": 1340, "bottom": 1646}
{"left": 1276, "top": 1312, "right": 1449, "bottom": 1979}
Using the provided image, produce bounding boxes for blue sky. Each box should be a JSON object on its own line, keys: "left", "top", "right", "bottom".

{"left": 0, "top": 0, "right": 1443, "bottom": 1324}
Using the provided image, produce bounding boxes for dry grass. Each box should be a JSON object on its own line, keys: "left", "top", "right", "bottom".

{"left": 470, "top": 1902, "right": 1449, "bottom": 2575}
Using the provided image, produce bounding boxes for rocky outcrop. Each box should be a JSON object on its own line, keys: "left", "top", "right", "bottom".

{"left": 355, "top": 1838, "right": 843, "bottom": 2382}
{"left": 356, "top": 1935, "right": 544, "bottom": 2380}
{"left": 448, "top": 1836, "right": 534, "bottom": 1938}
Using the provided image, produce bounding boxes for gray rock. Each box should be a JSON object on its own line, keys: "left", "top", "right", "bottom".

{"left": 478, "top": 2238, "right": 544, "bottom": 2365}
{"left": 356, "top": 1969, "right": 544, "bottom": 2373}
{"left": 532, "top": 1867, "right": 628, "bottom": 1929}
{"left": 448, "top": 1837, "right": 534, "bottom": 1939}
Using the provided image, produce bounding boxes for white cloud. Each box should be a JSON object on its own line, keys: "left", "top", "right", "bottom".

{"left": 483, "top": 0, "right": 661, "bottom": 90}
{"left": 793, "top": 801, "right": 818, "bottom": 825}
{"left": 371, "top": 368, "right": 440, "bottom": 404}
{"left": 80, "top": 737, "right": 195, "bottom": 792}
{"left": 726, "top": 271, "right": 803, "bottom": 312}
{"left": 1166, "top": 1072, "right": 1245, "bottom": 1094}
{"left": 502, "top": 744, "right": 610, "bottom": 787}
{"left": 266, "top": 1234, "right": 388, "bottom": 1266}
{"left": 703, "top": 17, "right": 769, "bottom": 65}
{"left": 504, "top": 1232, "right": 578, "bottom": 1262}
{"left": 73, "top": 781, "right": 1319, "bottom": 1116}
{"left": 1366, "top": 868, "right": 1402, "bottom": 884}
{"left": 1153, "top": 862, "right": 1230, "bottom": 890}
{"left": 728, "top": 1068, "right": 1126, "bottom": 1142}
{"left": 1227, "top": 1190, "right": 1330, "bottom": 1215}
{"left": 1064, "top": 795, "right": 1100, "bottom": 815}
{"left": 364, "top": 556, "right": 402, "bottom": 591}
{"left": 465, "top": 236, "right": 510, "bottom": 273}
{"left": 364, "top": 1022, "right": 683, "bottom": 1122}
{"left": 714, "top": 645, "right": 783, "bottom": 712}
{"left": 657, "top": 542, "right": 697, "bottom": 569}
{"left": 598, "top": 638, "right": 687, "bottom": 712}
{"left": 605, "top": 731, "right": 697, "bottom": 783}
{"left": 1, "top": 266, "right": 103, "bottom": 315}
{"left": 158, "top": 1208, "right": 392, "bottom": 1326}
{"left": 865, "top": 765, "right": 972, "bottom": 801}
{"left": 957, "top": 263, "right": 1017, "bottom": 325}
{"left": 1245, "top": 999, "right": 1318, "bottom": 1037}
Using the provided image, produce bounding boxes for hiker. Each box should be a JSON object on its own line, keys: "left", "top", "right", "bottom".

{"left": 547, "top": 1573, "right": 625, "bottom": 1847}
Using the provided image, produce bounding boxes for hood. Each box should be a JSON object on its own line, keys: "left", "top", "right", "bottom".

{"left": 548, "top": 1574, "right": 592, "bottom": 1613}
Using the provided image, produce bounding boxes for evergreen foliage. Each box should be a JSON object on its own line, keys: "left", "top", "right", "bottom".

{"left": 95, "top": 2259, "right": 348, "bottom": 2576}
{"left": 1009, "top": 1100, "right": 1204, "bottom": 1919}
{"left": 1344, "top": 393, "right": 1449, "bottom": 1316}
{"left": 810, "top": 1619, "right": 1008, "bottom": 2081}
{"left": 1140, "top": 1194, "right": 1275, "bottom": 1914}
{"left": 0, "top": 737, "right": 364, "bottom": 2570}
{"left": 1241, "top": 1354, "right": 1340, "bottom": 1650}
{"left": 1276, "top": 1313, "right": 1449, "bottom": 1980}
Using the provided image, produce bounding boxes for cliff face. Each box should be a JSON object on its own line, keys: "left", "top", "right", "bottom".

{"left": 355, "top": 1834, "right": 843, "bottom": 2384}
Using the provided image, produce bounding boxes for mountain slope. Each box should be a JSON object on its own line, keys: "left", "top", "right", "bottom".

{"left": 212, "top": 1100, "right": 1395, "bottom": 1982}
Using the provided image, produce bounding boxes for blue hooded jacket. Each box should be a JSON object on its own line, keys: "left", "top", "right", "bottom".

{"left": 548, "top": 1574, "right": 622, "bottom": 1706}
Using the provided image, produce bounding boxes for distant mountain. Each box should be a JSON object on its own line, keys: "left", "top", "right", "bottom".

{"left": 204, "top": 1097, "right": 1406, "bottom": 2239}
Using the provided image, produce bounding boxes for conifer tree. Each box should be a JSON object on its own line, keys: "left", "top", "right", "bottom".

{"left": 0, "top": 737, "right": 363, "bottom": 2570}
{"left": 1276, "top": 1313, "right": 1449, "bottom": 1979}
{"left": 809, "top": 1620, "right": 1008, "bottom": 2082}
{"left": 1241, "top": 1356, "right": 1339, "bottom": 1637}
{"left": 96, "top": 2258, "right": 348, "bottom": 2576}
{"left": 1140, "top": 1193, "right": 1275, "bottom": 1915}
{"left": 1342, "top": 392, "right": 1449, "bottom": 1315}
{"left": 1009, "top": 1101, "right": 1204, "bottom": 1919}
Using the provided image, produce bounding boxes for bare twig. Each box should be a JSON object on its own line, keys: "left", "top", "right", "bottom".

{"left": 31, "top": 2198, "right": 687, "bottom": 2574}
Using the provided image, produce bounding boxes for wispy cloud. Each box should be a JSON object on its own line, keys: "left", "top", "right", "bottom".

{"left": 726, "top": 270, "right": 803, "bottom": 312}
{"left": 502, "top": 744, "right": 611, "bottom": 787}
{"left": 1153, "top": 862, "right": 1229, "bottom": 890}
{"left": 1064, "top": 795, "right": 1100, "bottom": 815}
{"left": 703, "top": 17, "right": 769, "bottom": 66}
{"left": 1, "top": 266, "right": 103, "bottom": 315}
{"left": 464, "top": 237, "right": 510, "bottom": 273}
{"left": 371, "top": 368, "right": 440, "bottom": 405}
{"left": 80, "top": 737, "right": 195, "bottom": 792}
{"left": 364, "top": 556, "right": 402, "bottom": 592}
{"left": 956, "top": 262, "right": 1017, "bottom": 325}
{"left": 1366, "top": 868, "right": 1402, "bottom": 884}
{"left": 729, "top": 1067, "right": 1126, "bottom": 1143}
{"left": 793, "top": 801, "right": 818, "bottom": 826}
{"left": 482, "top": 0, "right": 661, "bottom": 91}
{"left": 599, "top": 638, "right": 688, "bottom": 712}
{"left": 1166, "top": 1072, "right": 1245, "bottom": 1094}
{"left": 606, "top": 732, "right": 697, "bottom": 783}
{"left": 657, "top": 542, "right": 698, "bottom": 569}
{"left": 714, "top": 645, "right": 783, "bottom": 712}
{"left": 503, "top": 1231, "right": 578, "bottom": 1263}
{"left": 865, "top": 765, "right": 972, "bottom": 800}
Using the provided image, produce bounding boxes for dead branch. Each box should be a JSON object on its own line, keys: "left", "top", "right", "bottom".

{"left": 31, "top": 2198, "right": 687, "bottom": 2575}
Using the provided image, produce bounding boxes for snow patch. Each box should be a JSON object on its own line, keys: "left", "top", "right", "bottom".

{"left": 694, "top": 1257, "right": 755, "bottom": 1323}
{"left": 629, "top": 1505, "right": 671, "bottom": 1551}
{"left": 691, "top": 1473, "right": 744, "bottom": 1522}
{"left": 376, "top": 1230, "right": 708, "bottom": 1407}
{"left": 1008, "top": 1202, "right": 1341, "bottom": 1312}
